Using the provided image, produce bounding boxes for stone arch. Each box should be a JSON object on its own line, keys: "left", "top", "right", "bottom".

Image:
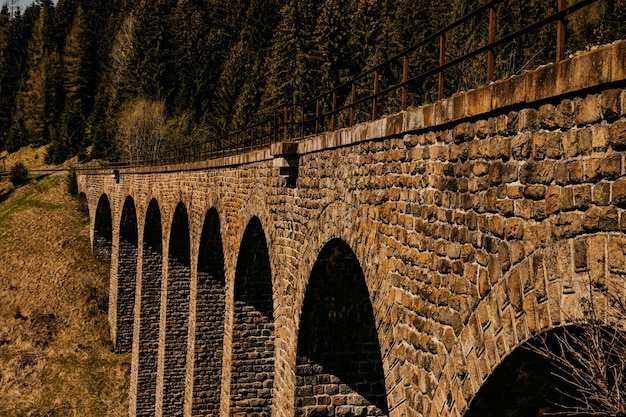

{"left": 462, "top": 323, "right": 623, "bottom": 417}
{"left": 136, "top": 198, "right": 163, "bottom": 417}
{"left": 230, "top": 216, "right": 275, "bottom": 416}
{"left": 295, "top": 238, "right": 389, "bottom": 417}
{"left": 116, "top": 195, "right": 138, "bottom": 353}
{"left": 192, "top": 206, "right": 226, "bottom": 416}
{"left": 93, "top": 193, "right": 112, "bottom": 261}
{"left": 429, "top": 232, "right": 626, "bottom": 417}
{"left": 163, "top": 202, "right": 192, "bottom": 417}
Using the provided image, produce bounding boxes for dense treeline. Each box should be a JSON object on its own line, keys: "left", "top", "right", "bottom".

{"left": 0, "top": 0, "right": 624, "bottom": 163}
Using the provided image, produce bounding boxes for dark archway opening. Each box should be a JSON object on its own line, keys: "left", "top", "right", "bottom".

{"left": 464, "top": 325, "right": 625, "bottom": 417}
{"left": 193, "top": 208, "right": 226, "bottom": 416}
{"left": 93, "top": 194, "right": 112, "bottom": 261}
{"left": 163, "top": 202, "right": 191, "bottom": 417}
{"left": 230, "top": 217, "right": 274, "bottom": 416}
{"left": 136, "top": 199, "right": 162, "bottom": 417}
{"left": 116, "top": 196, "right": 138, "bottom": 353}
{"left": 295, "top": 239, "right": 388, "bottom": 417}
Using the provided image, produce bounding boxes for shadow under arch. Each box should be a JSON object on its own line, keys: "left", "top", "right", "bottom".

{"left": 93, "top": 194, "right": 112, "bottom": 261}
{"left": 464, "top": 324, "right": 626, "bottom": 417}
{"left": 192, "top": 207, "right": 226, "bottom": 416}
{"left": 230, "top": 216, "right": 275, "bottom": 416}
{"left": 163, "top": 202, "right": 192, "bottom": 417}
{"left": 295, "top": 238, "right": 388, "bottom": 417}
{"left": 116, "top": 195, "right": 138, "bottom": 353}
{"left": 136, "top": 198, "right": 163, "bottom": 417}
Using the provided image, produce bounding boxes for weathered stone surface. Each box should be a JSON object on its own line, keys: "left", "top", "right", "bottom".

{"left": 77, "top": 40, "right": 626, "bottom": 417}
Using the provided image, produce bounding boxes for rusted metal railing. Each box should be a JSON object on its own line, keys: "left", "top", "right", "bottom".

{"left": 85, "top": 0, "right": 605, "bottom": 170}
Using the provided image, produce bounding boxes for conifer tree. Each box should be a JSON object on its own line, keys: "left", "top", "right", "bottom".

{"left": 14, "top": 6, "right": 50, "bottom": 145}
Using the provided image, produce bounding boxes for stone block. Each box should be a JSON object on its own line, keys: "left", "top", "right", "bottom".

{"left": 610, "top": 39, "right": 626, "bottom": 82}
{"left": 492, "top": 74, "right": 526, "bottom": 109}
{"left": 526, "top": 63, "right": 559, "bottom": 103}
{"left": 569, "top": 46, "right": 612, "bottom": 93}
{"left": 465, "top": 85, "right": 492, "bottom": 118}
{"left": 574, "top": 95, "right": 602, "bottom": 126}
{"left": 609, "top": 119, "right": 626, "bottom": 150}
{"left": 601, "top": 89, "right": 622, "bottom": 121}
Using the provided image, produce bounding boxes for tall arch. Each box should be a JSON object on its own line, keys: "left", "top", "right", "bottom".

{"left": 163, "top": 202, "right": 192, "bottom": 416}
{"left": 93, "top": 194, "right": 112, "bottom": 261}
{"left": 116, "top": 196, "right": 138, "bottom": 353}
{"left": 192, "top": 207, "right": 226, "bottom": 415}
{"left": 464, "top": 324, "right": 626, "bottom": 417}
{"left": 295, "top": 238, "right": 388, "bottom": 417}
{"left": 136, "top": 199, "right": 162, "bottom": 417}
{"left": 230, "top": 216, "right": 275, "bottom": 416}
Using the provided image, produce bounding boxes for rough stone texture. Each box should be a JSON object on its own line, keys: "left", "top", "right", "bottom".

{"left": 162, "top": 204, "right": 192, "bottom": 417}
{"left": 230, "top": 217, "right": 274, "bottom": 417}
{"left": 116, "top": 197, "right": 138, "bottom": 353}
{"left": 192, "top": 208, "right": 226, "bottom": 416}
{"left": 135, "top": 200, "right": 163, "bottom": 417}
{"left": 77, "top": 40, "right": 626, "bottom": 417}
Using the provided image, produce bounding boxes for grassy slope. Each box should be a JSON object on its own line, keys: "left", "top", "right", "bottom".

{"left": 0, "top": 148, "right": 130, "bottom": 416}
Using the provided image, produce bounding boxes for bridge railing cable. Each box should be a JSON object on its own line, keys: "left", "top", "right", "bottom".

{"left": 82, "top": 0, "right": 607, "bottom": 170}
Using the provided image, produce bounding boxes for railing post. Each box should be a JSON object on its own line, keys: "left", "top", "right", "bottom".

{"left": 331, "top": 92, "right": 337, "bottom": 131}
{"left": 350, "top": 83, "right": 356, "bottom": 126}
{"left": 556, "top": 0, "right": 566, "bottom": 62}
{"left": 487, "top": 5, "right": 496, "bottom": 83}
{"left": 438, "top": 35, "right": 445, "bottom": 101}
{"left": 283, "top": 107, "right": 289, "bottom": 141}
{"left": 315, "top": 100, "right": 321, "bottom": 135}
{"left": 372, "top": 71, "right": 379, "bottom": 121}
{"left": 402, "top": 56, "right": 408, "bottom": 111}
{"left": 300, "top": 105, "right": 304, "bottom": 139}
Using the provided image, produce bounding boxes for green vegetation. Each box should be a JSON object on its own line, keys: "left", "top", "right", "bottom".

{"left": 8, "top": 161, "right": 28, "bottom": 185}
{"left": 0, "top": 0, "right": 623, "bottom": 163}
{"left": 0, "top": 174, "right": 61, "bottom": 225}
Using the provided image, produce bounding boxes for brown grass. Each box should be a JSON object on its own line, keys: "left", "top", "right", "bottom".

{"left": 0, "top": 149, "right": 130, "bottom": 417}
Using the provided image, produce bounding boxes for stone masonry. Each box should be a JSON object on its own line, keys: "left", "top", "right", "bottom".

{"left": 78, "top": 40, "right": 626, "bottom": 417}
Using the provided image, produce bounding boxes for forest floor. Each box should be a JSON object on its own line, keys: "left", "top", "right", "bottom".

{"left": 0, "top": 146, "right": 130, "bottom": 417}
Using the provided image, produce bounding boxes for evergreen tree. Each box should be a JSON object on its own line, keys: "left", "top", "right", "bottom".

{"left": 14, "top": 6, "right": 49, "bottom": 145}
{"left": 262, "top": 0, "right": 319, "bottom": 110}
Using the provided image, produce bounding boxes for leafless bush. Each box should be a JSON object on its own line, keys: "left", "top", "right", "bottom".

{"left": 117, "top": 98, "right": 166, "bottom": 163}
{"left": 531, "top": 285, "right": 626, "bottom": 416}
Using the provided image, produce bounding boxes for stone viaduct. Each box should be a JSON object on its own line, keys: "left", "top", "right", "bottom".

{"left": 78, "top": 40, "right": 626, "bottom": 417}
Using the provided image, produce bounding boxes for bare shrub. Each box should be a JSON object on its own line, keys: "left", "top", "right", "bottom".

{"left": 531, "top": 285, "right": 626, "bottom": 416}
{"left": 117, "top": 98, "right": 167, "bottom": 163}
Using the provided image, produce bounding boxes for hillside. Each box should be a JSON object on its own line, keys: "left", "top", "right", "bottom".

{"left": 0, "top": 149, "right": 130, "bottom": 416}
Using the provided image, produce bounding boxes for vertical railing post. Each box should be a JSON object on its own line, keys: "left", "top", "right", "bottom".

{"left": 331, "top": 92, "right": 337, "bottom": 131}
{"left": 315, "top": 100, "right": 321, "bottom": 135}
{"left": 350, "top": 83, "right": 356, "bottom": 126}
{"left": 556, "top": 0, "right": 566, "bottom": 62}
{"left": 438, "top": 35, "right": 445, "bottom": 101}
{"left": 402, "top": 56, "right": 409, "bottom": 111}
{"left": 300, "top": 105, "right": 304, "bottom": 139}
{"left": 372, "top": 71, "right": 379, "bottom": 121}
{"left": 487, "top": 5, "right": 496, "bottom": 83}
{"left": 283, "top": 107, "right": 289, "bottom": 141}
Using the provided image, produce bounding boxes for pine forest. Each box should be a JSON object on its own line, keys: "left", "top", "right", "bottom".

{"left": 0, "top": 0, "right": 624, "bottom": 164}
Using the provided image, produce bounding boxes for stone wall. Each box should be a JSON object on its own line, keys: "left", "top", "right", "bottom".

{"left": 77, "top": 40, "right": 626, "bottom": 417}
{"left": 162, "top": 204, "right": 192, "bottom": 417}
{"left": 116, "top": 197, "right": 138, "bottom": 353}
{"left": 192, "top": 208, "right": 225, "bottom": 416}
{"left": 135, "top": 199, "right": 163, "bottom": 417}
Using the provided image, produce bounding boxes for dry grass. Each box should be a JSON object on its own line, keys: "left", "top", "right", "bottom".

{"left": 0, "top": 148, "right": 130, "bottom": 417}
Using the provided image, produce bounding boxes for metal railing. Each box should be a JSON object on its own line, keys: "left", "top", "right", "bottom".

{"left": 88, "top": 0, "right": 606, "bottom": 170}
